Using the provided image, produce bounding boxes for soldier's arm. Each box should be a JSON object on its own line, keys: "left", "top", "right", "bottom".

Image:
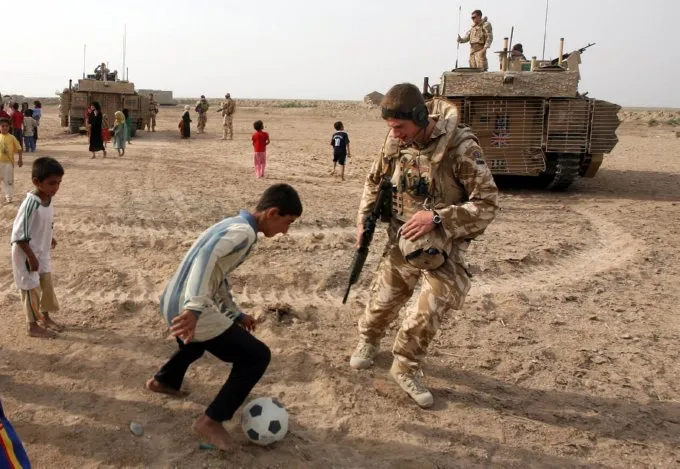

{"left": 436, "top": 141, "right": 499, "bottom": 241}
{"left": 459, "top": 30, "right": 471, "bottom": 43}
{"left": 355, "top": 149, "right": 386, "bottom": 226}
{"left": 483, "top": 22, "right": 493, "bottom": 49}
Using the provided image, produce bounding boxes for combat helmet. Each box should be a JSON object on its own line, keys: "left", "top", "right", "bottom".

{"left": 397, "top": 225, "right": 448, "bottom": 270}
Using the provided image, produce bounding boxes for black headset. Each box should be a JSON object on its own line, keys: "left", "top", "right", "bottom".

{"left": 381, "top": 103, "right": 429, "bottom": 128}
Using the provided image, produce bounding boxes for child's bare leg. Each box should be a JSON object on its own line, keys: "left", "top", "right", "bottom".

{"left": 41, "top": 312, "right": 64, "bottom": 332}
{"left": 27, "top": 322, "right": 56, "bottom": 339}
{"left": 192, "top": 414, "right": 235, "bottom": 452}
{"left": 330, "top": 163, "right": 336, "bottom": 175}
{"left": 91, "top": 152, "right": 96, "bottom": 159}
{"left": 340, "top": 164, "right": 345, "bottom": 181}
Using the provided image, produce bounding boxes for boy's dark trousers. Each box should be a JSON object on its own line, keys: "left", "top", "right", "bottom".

{"left": 154, "top": 324, "right": 271, "bottom": 422}
{"left": 12, "top": 128, "right": 23, "bottom": 150}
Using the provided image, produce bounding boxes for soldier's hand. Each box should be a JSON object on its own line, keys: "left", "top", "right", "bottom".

{"left": 401, "top": 211, "right": 436, "bottom": 241}
{"left": 457, "top": 35, "right": 462, "bottom": 43}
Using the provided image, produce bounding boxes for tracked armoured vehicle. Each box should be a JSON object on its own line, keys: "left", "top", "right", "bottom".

{"left": 60, "top": 76, "right": 150, "bottom": 136}
{"left": 424, "top": 39, "right": 620, "bottom": 190}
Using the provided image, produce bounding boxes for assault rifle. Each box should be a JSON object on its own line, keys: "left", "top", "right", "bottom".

{"left": 550, "top": 42, "right": 595, "bottom": 65}
{"left": 342, "top": 177, "right": 393, "bottom": 304}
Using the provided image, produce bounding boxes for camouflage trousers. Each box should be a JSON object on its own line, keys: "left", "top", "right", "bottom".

{"left": 147, "top": 115, "right": 156, "bottom": 131}
{"left": 469, "top": 44, "right": 488, "bottom": 71}
{"left": 358, "top": 242, "right": 471, "bottom": 373}
{"left": 197, "top": 113, "right": 207, "bottom": 133}
{"left": 222, "top": 115, "right": 233, "bottom": 139}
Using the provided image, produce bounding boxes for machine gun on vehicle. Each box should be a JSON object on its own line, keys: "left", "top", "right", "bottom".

{"left": 550, "top": 42, "right": 595, "bottom": 65}
{"left": 342, "top": 177, "right": 393, "bottom": 304}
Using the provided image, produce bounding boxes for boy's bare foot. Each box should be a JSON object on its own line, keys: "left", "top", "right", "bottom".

{"left": 192, "top": 415, "right": 235, "bottom": 452}
{"left": 27, "top": 323, "right": 57, "bottom": 339}
{"left": 145, "top": 377, "right": 189, "bottom": 397}
{"left": 41, "top": 316, "right": 64, "bottom": 332}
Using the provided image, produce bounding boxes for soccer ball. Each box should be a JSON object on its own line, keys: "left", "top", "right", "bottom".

{"left": 241, "top": 397, "right": 289, "bottom": 446}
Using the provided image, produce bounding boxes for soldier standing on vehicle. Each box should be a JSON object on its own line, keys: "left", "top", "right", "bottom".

{"left": 217, "top": 93, "right": 236, "bottom": 140}
{"left": 348, "top": 83, "right": 498, "bottom": 408}
{"left": 148, "top": 93, "right": 159, "bottom": 132}
{"left": 511, "top": 43, "right": 526, "bottom": 61}
{"left": 195, "top": 95, "right": 210, "bottom": 134}
{"left": 457, "top": 10, "right": 493, "bottom": 70}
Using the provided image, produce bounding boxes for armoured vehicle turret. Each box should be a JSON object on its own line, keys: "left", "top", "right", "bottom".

{"left": 425, "top": 39, "right": 620, "bottom": 190}
{"left": 60, "top": 75, "right": 150, "bottom": 136}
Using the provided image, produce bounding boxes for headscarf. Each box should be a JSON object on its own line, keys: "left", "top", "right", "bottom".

{"left": 184, "top": 105, "right": 191, "bottom": 112}
{"left": 114, "top": 111, "right": 125, "bottom": 126}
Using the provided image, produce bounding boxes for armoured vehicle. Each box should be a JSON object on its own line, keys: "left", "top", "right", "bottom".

{"left": 424, "top": 39, "right": 620, "bottom": 190}
{"left": 60, "top": 77, "right": 150, "bottom": 136}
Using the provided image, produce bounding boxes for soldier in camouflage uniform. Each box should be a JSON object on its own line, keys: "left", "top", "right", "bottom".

{"left": 195, "top": 95, "right": 210, "bottom": 134}
{"left": 457, "top": 9, "right": 493, "bottom": 71}
{"left": 217, "top": 93, "right": 236, "bottom": 140}
{"left": 349, "top": 83, "right": 498, "bottom": 408}
{"left": 147, "top": 93, "right": 159, "bottom": 132}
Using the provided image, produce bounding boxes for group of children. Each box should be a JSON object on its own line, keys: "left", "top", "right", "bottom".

{"left": 0, "top": 101, "right": 42, "bottom": 154}
{"left": 0, "top": 107, "right": 353, "bottom": 458}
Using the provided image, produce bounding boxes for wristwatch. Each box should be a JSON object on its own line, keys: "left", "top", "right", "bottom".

{"left": 432, "top": 211, "right": 442, "bottom": 225}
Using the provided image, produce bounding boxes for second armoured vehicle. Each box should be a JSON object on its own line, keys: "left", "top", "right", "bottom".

{"left": 60, "top": 75, "right": 150, "bottom": 136}
{"left": 424, "top": 39, "right": 621, "bottom": 190}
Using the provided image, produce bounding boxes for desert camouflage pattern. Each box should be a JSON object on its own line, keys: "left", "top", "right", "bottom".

{"left": 459, "top": 17, "right": 493, "bottom": 70}
{"left": 356, "top": 97, "right": 499, "bottom": 372}
{"left": 196, "top": 99, "right": 209, "bottom": 133}
{"left": 219, "top": 98, "right": 235, "bottom": 139}
{"left": 147, "top": 99, "right": 158, "bottom": 131}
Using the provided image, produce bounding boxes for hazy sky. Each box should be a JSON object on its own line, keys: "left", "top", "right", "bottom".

{"left": 4, "top": 0, "right": 676, "bottom": 107}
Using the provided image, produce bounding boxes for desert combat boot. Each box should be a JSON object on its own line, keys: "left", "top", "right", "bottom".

{"left": 390, "top": 361, "right": 434, "bottom": 408}
{"left": 349, "top": 340, "right": 379, "bottom": 369}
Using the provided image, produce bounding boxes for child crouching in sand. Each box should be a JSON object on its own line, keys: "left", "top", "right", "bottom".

{"left": 146, "top": 183, "right": 302, "bottom": 451}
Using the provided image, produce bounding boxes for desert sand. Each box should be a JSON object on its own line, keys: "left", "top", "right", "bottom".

{"left": 0, "top": 103, "right": 679, "bottom": 469}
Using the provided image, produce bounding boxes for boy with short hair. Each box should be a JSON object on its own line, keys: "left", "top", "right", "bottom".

{"left": 0, "top": 117, "right": 23, "bottom": 203}
{"left": 23, "top": 109, "right": 36, "bottom": 152}
{"left": 330, "top": 121, "right": 351, "bottom": 181}
{"left": 11, "top": 157, "right": 65, "bottom": 338}
{"left": 10, "top": 103, "right": 23, "bottom": 149}
{"left": 146, "top": 183, "right": 303, "bottom": 451}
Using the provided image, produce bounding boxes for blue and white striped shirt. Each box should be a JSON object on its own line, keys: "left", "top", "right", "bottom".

{"left": 160, "top": 210, "right": 257, "bottom": 341}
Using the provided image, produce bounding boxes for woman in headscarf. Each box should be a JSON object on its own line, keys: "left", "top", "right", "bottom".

{"left": 88, "top": 101, "right": 106, "bottom": 158}
{"left": 113, "top": 110, "right": 127, "bottom": 156}
{"left": 179, "top": 105, "right": 191, "bottom": 139}
{"left": 122, "top": 108, "right": 133, "bottom": 144}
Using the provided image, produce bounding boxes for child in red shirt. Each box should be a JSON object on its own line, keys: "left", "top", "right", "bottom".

{"left": 251, "top": 120, "right": 270, "bottom": 178}
{"left": 10, "top": 103, "right": 24, "bottom": 150}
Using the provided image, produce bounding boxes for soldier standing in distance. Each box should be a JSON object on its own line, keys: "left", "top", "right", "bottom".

{"left": 457, "top": 9, "right": 493, "bottom": 70}
{"left": 349, "top": 83, "right": 499, "bottom": 408}
{"left": 196, "top": 95, "right": 210, "bottom": 134}
{"left": 217, "top": 93, "right": 236, "bottom": 140}
{"left": 147, "top": 93, "right": 159, "bottom": 132}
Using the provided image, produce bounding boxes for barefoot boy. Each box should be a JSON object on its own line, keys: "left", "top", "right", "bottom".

{"left": 330, "top": 121, "right": 350, "bottom": 181}
{"left": 11, "top": 157, "right": 65, "bottom": 338}
{"left": 146, "top": 183, "right": 303, "bottom": 451}
{"left": 0, "top": 117, "right": 23, "bottom": 203}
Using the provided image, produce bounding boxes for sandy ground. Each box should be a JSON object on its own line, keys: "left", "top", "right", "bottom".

{"left": 0, "top": 103, "right": 679, "bottom": 469}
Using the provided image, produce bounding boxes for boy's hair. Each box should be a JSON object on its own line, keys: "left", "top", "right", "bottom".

{"left": 380, "top": 83, "right": 425, "bottom": 115}
{"left": 34, "top": 100, "right": 42, "bottom": 108}
{"left": 32, "top": 157, "right": 64, "bottom": 182}
{"left": 253, "top": 120, "right": 264, "bottom": 131}
{"left": 0, "top": 117, "right": 10, "bottom": 126}
{"left": 23, "top": 109, "right": 33, "bottom": 117}
{"left": 334, "top": 121, "right": 344, "bottom": 131}
{"left": 256, "top": 184, "right": 303, "bottom": 217}
{"left": 12, "top": 103, "right": 19, "bottom": 110}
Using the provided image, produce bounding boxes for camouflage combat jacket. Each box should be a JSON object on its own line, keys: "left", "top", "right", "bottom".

{"left": 356, "top": 98, "right": 499, "bottom": 245}
{"left": 460, "top": 17, "right": 493, "bottom": 48}
{"left": 220, "top": 98, "right": 235, "bottom": 116}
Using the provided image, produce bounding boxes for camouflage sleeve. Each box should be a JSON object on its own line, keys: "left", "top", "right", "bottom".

{"left": 356, "top": 153, "right": 385, "bottom": 226}
{"left": 436, "top": 141, "right": 499, "bottom": 241}
{"left": 459, "top": 29, "right": 471, "bottom": 43}
{"left": 483, "top": 22, "right": 493, "bottom": 49}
